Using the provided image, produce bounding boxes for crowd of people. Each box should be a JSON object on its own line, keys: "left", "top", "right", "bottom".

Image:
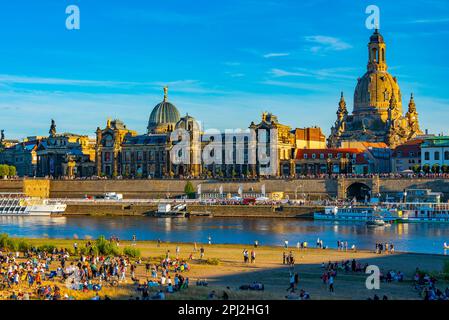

{"left": 375, "top": 242, "right": 395, "bottom": 254}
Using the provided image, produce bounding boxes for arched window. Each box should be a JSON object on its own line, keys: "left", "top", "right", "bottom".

{"left": 372, "top": 48, "right": 378, "bottom": 62}
{"left": 445, "top": 151, "right": 449, "bottom": 161}
{"left": 381, "top": 48, "right": 385, "bottom": 62}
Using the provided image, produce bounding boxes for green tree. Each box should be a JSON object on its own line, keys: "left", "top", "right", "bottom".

{"left": 412, "top": 165, "right": 421, "bottom": 174}
{"left": 432, "top": 164, "right": 440, "bottom": 174}
{"left": 422, "top": 164, "right": 430, "bottom": 174}
{"left": 442, "top": 165, "right": 449, "bottom": 174}
{"left": 0, "top": 165, "right": 8, "bottom": 177}
{"left": 8, "top": 165, "right": 16, "bottom": 177}
{"left": 184, "top": 181, "right": 196, "bottom": 199}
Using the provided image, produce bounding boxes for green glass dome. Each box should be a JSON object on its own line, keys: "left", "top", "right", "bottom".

{"left": 147, "top": 87, "right": 181, "bottom": 133}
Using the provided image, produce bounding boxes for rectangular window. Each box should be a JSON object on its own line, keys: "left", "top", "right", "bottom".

{"left": 424, "top": 152, "right": 430, "bottom": 161}
{"left": 435, "top": 152, "right": 440, "bottom": 161}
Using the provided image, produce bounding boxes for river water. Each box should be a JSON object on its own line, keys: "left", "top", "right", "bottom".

{"left": 1, "top": 216, "right": 449, "bottom": 254}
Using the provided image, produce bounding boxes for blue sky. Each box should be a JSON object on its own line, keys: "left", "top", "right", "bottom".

{"left": 1, "top": 0, "right": 449, "bottom": 139}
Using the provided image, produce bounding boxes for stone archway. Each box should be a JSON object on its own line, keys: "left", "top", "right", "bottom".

{"left": 347, "top": 182, "right": 371, "bottom": 201}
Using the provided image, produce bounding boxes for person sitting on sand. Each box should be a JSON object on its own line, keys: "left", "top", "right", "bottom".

{"left": 299, "top": 289, "right": 310, "bottom": 300}
{"left": 152, "top": 290, "right": 165, "bottom": 300}
{"left": 208, "top": 290, "right": 217, "bottom": 300}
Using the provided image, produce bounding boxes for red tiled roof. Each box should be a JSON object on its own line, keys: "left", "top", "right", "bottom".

{"left": 392, "top": 140, "right": 423, "bottom": 158}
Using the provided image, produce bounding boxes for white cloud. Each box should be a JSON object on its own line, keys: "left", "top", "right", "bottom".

{"left": 0, "top": 74, "right": 137, "bottom": 88}
{"left": 304, "top": 35, "right": 352, "bottom": 53}
{"left": 268, "top": 69, "right": 309, "bottom": 77}
{"left": 263, "top": 52, "right": 290, "bottom": 58}
{"left": 225, "top": 72, "right": 245, "bottom": 78}
{"left": 0, "top": 74, "right": 226, "bottom": 95}
{"left": 407, "top": 18, "right": 449, "bottom": 24}
{"left": 268, "top": 67, "right": 356, "bottom": 81}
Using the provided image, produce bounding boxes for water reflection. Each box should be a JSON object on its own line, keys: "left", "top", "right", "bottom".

{"left": 0, "top": 216, "right": 448, "bottom": 254}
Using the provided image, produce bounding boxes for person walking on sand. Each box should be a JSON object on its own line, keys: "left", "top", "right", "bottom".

{"left": 200, "top": 247, "right": 205, "bottom": 259}
{"left": 208, "top": 235, "right": 212, "bottom": 245}
{"left": 243, "top": 249, "right": 249, "bottom": 263}
{"left": 176, "top": 246, "right": 180, "bottom": 258}
{"left": 194, "top": 242, "right": 197, "bottom": 252}
{"left": 286, "top": 273, "right": 295, "bottom": 292}
{"left": 329, "top": 276, "right": 334, "bottom": 293}
{"left": 282, "top": 252, "right": 286, "bottom": 265}
{"left": 251, "top": 250, "right": 256, "bottom": 264}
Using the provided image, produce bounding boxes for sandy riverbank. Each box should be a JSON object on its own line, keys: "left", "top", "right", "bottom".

{"left": 2, "top": 238, "right": 448, "bottom": 300}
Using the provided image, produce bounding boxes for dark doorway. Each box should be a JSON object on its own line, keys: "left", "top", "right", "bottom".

{"left": 347, "top": 183, "right": 371, "bottom": 201}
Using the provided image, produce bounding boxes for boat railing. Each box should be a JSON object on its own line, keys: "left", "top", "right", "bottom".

{"left": 383, "top": 202, "right": 449, "bottom": 211}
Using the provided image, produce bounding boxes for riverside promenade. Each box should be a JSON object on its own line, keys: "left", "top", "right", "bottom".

{"left": 2, "top": 176, "right": 449, "bottom": 200}
{"left": 61, "top": 200, "right": 320, "bottom": 217}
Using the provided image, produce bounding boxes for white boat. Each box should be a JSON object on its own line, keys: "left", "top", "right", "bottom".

{"left": 385, "top": 203, "right": 449, "bottom": 223}
{"left": 366, "top": 218, "right": 386, "bottom": 227}
{"left": 314, "top": 206, "right": 398, "bottom": 223}
{"left": 0, "top": 193, "right": 66, "bottom": 216}
{"left": 152, "top": 203, "right": 189, "bottom": 218}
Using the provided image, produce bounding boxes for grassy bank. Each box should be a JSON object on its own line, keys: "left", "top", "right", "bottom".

{"left": 1, "top": 235, "right": 449, "bottom": 300}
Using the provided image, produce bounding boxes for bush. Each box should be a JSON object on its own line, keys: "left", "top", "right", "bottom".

{"left": 18, "top": 240, "right": 31, "bottom": 252}
{"left": 95, "top": 236, "right": 120, "bottom": 256}
{"left": 8, "top": 165, "right": 16, "bottom": 177}
{"left": 0, "top": 234, "right": 30, "bottom": 251}
{"left": 0, "top": 233, "right": 9, "bottom": 248}
{"left": 38, "top": 244, "right": 56, "bottom": 253}
{"left": 79, "top": 245, "right": 99, "bottom": 256}
{"left": 184, "top": 181, "right": 196, "bottom": 199}
{"left": 0, "top": 165, "right": 9, "bottom": 177}
{"left": 123, "top": 247, "right": 141, "bottom": 258}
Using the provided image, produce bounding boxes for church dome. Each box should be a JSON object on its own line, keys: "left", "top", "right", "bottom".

{"left": 354, "top": 71, "right": 402, "bottom": 115}
{"left": 353, "top": 30, "right": 402, "bottom": 120}
{"left": 176, "top": 114, "right": 200, "bottom": 131}
{"left": 147, "top": 87, "right": 181, "bottom": 134}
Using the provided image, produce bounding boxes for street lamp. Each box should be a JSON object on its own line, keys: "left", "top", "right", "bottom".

{"left": 403, "top": 191, "right": 407, "bottom": 203}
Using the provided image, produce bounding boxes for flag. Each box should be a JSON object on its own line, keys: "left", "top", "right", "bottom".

{"left": 261, "top": 184, "right": 266, "bottom": 196}
{"left": 197, "top": 184, "right": 202, "bottom": 195}
{"left": 238, "top": 185, "right": 243, "bottom": 196}
{"left": 219, "top": 185, "right": 223, "bottom": 195}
